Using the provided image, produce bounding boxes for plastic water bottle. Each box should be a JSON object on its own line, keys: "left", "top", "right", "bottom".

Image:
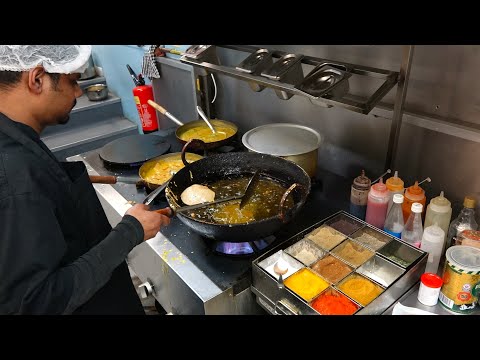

{"left": 402, "top": 203, "right": 424, "bottom": 248}
{"left": 420, "top": 224, "right": 445, "bottom": 275}
{"left": 383, "top": 194, "right": 405, "bottom": 238}
{"left": 446, "top": 195, "right": 478, "bottom": 249}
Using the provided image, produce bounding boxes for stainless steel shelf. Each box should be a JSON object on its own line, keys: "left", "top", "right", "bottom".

{"left": 179, "top": 45, "right": 399, "bottom": 115}
{"left": 158, "top": 44, "right": 414, "bottom": 170}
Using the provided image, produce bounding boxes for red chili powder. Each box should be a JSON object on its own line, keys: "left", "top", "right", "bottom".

{"left": 311, "top": 290, "right": 359, "bottom": 315}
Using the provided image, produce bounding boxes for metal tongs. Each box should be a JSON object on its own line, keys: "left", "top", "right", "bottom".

{"left": 126, "top": 64, "right": 145, "bottom": 86}
{"left": 143, "top": 182, "right": 168, "bottom": 206}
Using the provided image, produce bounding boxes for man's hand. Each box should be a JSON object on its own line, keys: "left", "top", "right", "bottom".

{"left": 125, "top": 204, "right": 171, "bottom": 241}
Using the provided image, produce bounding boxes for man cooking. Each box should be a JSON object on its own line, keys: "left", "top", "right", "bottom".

{"left": 0, "top": 45, "right": 171, "bottom": 314}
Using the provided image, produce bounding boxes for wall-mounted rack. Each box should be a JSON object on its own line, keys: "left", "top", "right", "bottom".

{"left": 158, "top": 44, "right": 414, "bottom": 170}
{"left": 179, "top": 45, "right": 399, "bottom": 115}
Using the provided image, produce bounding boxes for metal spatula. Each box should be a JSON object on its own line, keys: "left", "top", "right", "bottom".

{"left": 239, "top": 170, "right": 261, "bottom": 209}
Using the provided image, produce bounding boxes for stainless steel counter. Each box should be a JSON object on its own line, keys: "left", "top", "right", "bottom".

{"left": 67, "top": 129, "right": 344, "bottom": 314}
{"left": 384, "top": 281, "right": 480, "bottom": 315}
{"left": 68, "top": 130, "right": 479, "bottom": 315}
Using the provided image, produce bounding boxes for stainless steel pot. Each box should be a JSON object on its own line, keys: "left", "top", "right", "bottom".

{"left": 79, "top": 55, "right": 97, "bottom": 80}
{"left": 242, "top": 123, "right": 322, "bottom": 177}
{"left": 85, "top": 84, "right": 108, "bottom": 101}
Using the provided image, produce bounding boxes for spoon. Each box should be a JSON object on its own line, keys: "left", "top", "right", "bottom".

{"left": 196, "top": 106, "right": 217, "bottom": 134}
{"left": 273, "top": 257, "right": 289, "bottom": 289}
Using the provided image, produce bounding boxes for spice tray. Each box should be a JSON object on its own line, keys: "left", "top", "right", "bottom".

{"left": 251, "top": 211, "right": 428, "bottom": 315}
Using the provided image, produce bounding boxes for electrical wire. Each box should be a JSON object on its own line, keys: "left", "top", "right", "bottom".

{"left": 210, "top": 73, "right": 217, "bottom": 103}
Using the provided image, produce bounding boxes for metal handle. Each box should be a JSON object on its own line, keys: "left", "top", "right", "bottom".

{"left": 138, "top": 281, "right": 154, "bottom": 299}
{"left": 175, "top": 194, "right": 243, "bottom": 213}
{"left": 279, "top": 183, "right": 306, "bottom": 223}
{"left": 274, "top": 299, "right": 299, "bottom": 315}
{"left": 277, "top": 273, "right": 284, "bottom": 290}
{"left": 181, "top": 139, "right": 207, "bottom": 166}
{"left": 196, "top": 106, "right": 216, "bottom": 134}
{"left": 147, "top": 100, "right": 184, "bottom": 126}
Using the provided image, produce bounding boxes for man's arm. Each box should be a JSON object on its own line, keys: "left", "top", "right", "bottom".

{"left": 0, "top": 193, "right": 144, "bottom": 314}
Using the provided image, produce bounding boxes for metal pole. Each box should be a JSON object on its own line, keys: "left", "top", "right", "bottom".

{"left": 384, "top": 45, "right": 415, "bottom": 171}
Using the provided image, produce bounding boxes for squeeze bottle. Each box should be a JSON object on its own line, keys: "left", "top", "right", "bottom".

{"left": 349, "top": 170, "right": 371, "bottom": 220}
{"left": 385, "top": 170, "right": 404, "bottom": 213}
{"left": 424, "top": 191, "right": 452, "bottom": 256}
{"left": 402, "top": 181, "right": 426, "bottom": 222}
{"left": 365, "top": 178, "right": 389, "bottom": 230}
{"left": 420, "top": 224, "right": 445, "bottom": 274}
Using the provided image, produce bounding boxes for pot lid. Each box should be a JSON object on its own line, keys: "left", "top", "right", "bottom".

{"left": 242, "top": 123, "right": 322, "bottom": 156}
{"left": 446, "top": 245, "right": 480, "bottom": 273}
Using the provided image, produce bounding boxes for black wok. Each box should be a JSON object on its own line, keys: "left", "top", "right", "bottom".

{"left": 165, "top": 151, "right": 311, "bottom": 242}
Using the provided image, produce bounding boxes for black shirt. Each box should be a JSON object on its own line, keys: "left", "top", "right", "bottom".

{"left": 0, "top": 113, "right": 145, "bottom": 314}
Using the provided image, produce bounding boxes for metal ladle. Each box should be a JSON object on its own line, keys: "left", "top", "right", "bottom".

{"left": 196, "top": 106, "right": 217, "bottom": 134}
{"left": 155, "top": 171, "right": 262, "bottom": 216}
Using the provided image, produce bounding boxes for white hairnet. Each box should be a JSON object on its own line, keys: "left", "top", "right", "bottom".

{"left": 0, "top": 45, "right": 92, "bottom": 74}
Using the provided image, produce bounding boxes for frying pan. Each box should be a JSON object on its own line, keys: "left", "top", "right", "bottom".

{"left": 164, "top": 151, "right": 311, "bottom": 242}
{"left": 90, "top": 151, "right": 203, "bottom": 190}
{"left": 147, "top": 100, "right": 238, "bottom": 151}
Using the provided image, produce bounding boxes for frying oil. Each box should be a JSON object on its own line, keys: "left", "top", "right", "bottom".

{"left": 187, "top": 174, "right": 294, "bottom": 224}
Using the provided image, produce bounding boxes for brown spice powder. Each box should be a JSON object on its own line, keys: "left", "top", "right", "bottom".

{"left": 334, "top": 241, "right": 374, "bottom": 267}
{"left": 307, "top": 226, "right": 346, "bottom": 250}
{"left": 311, "top": 255, "right": 353, "bottom": 284}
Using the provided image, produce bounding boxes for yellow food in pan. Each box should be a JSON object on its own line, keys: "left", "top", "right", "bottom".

{"left": 179, "top": 125, "right": 236, "bottom": 143}
{"left": 141, "top": 154, "right": 202, "bottom": 185}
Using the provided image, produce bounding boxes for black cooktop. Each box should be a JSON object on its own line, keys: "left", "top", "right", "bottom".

{"left": 77, "top": 127, "right": 350, "bottom": 293}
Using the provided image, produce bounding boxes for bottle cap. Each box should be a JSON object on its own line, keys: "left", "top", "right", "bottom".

{"left": 393, "top": 194, "right": 404, "bottom": 204}
{"left": 411, "top": 202, "right": 423, "bottom": 213}
{"left": 429, "top": 191, "right": 451, "bottom": 213}
{"left": 405, "top": 181, "right": 425, "bottom": 201}
{"left": 386, "top": 170, "right": 404, "bottom": 191}
{"left": 369, "top": 178, "right": 388, "bottom": 197}
{"left": 422, "top": 224, "right": 445, "bottom": 243}
{"left": 353, "top": 170, "right": 371, "bottom": 191}
{"left": 420, "top": 273, "right": 443, "bottom": 289}
{"left": 463, "top": 195, "right": 476, "bottom": 209}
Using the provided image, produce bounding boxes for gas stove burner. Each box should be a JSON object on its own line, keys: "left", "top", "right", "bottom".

{"left": 214, "top": 235, "right": 277, "bottom": 257}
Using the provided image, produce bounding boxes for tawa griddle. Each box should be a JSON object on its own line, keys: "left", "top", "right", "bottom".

{"left": 99, "top": 134, "right": 171, "bottom": 166}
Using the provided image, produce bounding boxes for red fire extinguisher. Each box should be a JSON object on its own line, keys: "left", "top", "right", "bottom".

{"left": 127, "top": 64, "right": 159, "bottom": 134}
